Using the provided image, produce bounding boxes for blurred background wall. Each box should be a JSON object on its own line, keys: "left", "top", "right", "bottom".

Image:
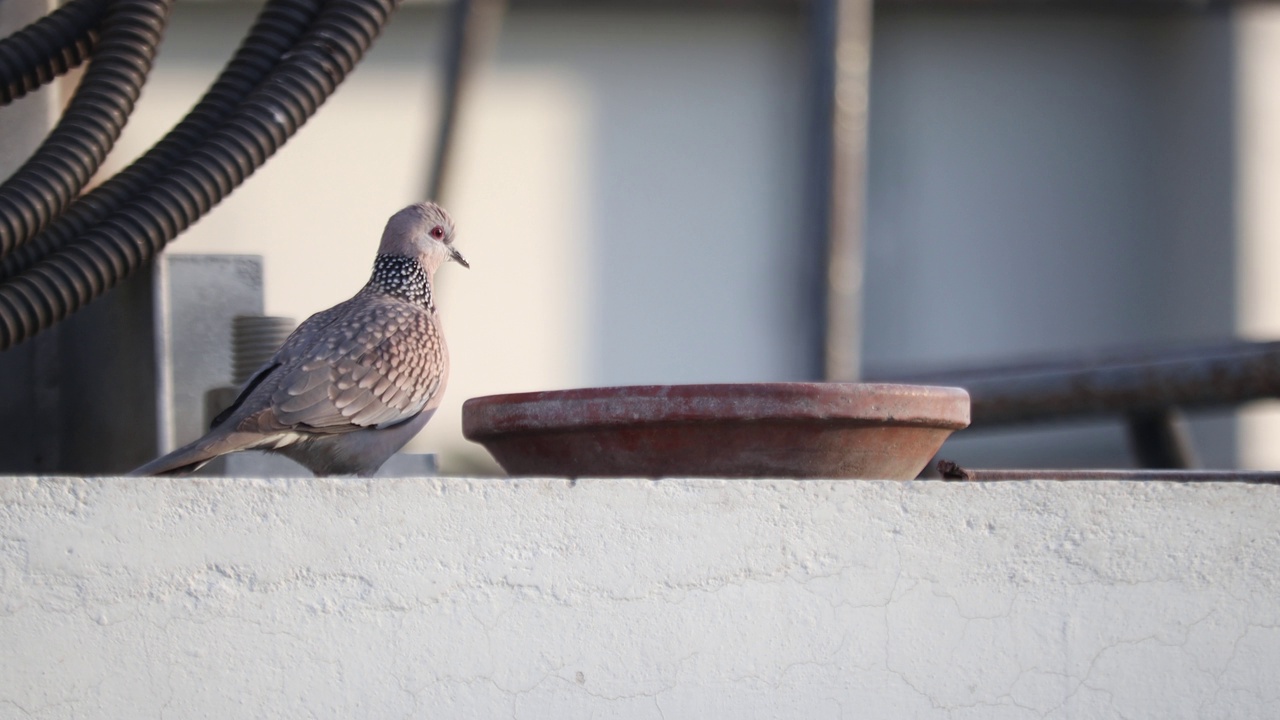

{"left": 68, "top": 0, "right": 1280, "bottom": 472}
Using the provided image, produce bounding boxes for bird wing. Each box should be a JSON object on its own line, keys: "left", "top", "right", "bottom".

{"left": 233, "top": 299, "right": 446, "bottom": 435}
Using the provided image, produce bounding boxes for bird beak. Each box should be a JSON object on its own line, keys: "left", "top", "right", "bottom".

{"left": 450, "top": 246, "right": 470, "bottom": 269}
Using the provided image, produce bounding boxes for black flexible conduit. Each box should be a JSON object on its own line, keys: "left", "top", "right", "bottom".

{"left": 0, "top": 0, "right": 173, "bottom": 263}
{"left": 0, "top": 0, "right": 324, "bottom": 280}
{"left": 0, "top": 0, "right": 108, "bottom": 107}
{"left": 0, "top": 0, "right": 400, "bottom": 350}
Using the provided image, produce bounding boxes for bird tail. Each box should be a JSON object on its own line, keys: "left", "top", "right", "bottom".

{"left": 128, "top": 431, "right": 267, "bottom": 476}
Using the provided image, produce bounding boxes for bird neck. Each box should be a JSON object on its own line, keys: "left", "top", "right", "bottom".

{"left": 367, "top": 254, "right": 434, "bottom": 311}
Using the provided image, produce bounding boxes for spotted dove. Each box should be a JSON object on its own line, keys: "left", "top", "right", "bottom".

{"left": 131, "top": 201, "right": 468, "bottom": 476}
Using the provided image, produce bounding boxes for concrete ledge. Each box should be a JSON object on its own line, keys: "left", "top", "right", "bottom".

{"left": 1, "top": 477, "right": 1277, "bottom": 718}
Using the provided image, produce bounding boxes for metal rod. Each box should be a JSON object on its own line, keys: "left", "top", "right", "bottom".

{"left": 935, "top": 460, "right": 1280, "bottom": 484}
{"left": 815, "top": 0, "right": 873, "bottom": 382}
{"left": 875, "top": 339, "right": 1280, "bottom": 427}
{"left": 425, "top": 0, "right": 507, "bottom": 204}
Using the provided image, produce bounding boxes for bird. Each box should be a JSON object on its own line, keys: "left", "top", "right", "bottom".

{"left": 131, "top": 201, "right": 468, "bottom": 476}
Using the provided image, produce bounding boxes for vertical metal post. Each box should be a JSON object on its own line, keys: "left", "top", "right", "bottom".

{"left": 425, "top": 0, "right": 507, "bottom": 204}
{"left": 813, "top": 0, "right": 874, "bottom": 382}
{"left": 1126, "top": 409, "right": 1198, "bottom": 469}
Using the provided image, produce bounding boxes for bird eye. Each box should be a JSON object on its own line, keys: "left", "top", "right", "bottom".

{"left": 429, "top": 225, "right": 446, "bottom": 240}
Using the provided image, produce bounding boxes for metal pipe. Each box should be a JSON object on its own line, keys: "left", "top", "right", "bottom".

{"left": 813, "top": 0, "right": 873, "bottom": 382}
{"left": 425, "top": 0, "right": 507, "bottom": 204}
{"left": 876, "top": 340, "right": 1280, "bottom": 427}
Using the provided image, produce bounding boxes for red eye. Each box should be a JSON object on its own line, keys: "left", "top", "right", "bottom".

{"left": 429, "top": 225, "right": 445, "bottom": 240}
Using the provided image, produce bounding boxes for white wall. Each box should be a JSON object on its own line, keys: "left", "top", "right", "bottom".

{"left": 2, "top": 476, "right": 1277, "bottom": 717}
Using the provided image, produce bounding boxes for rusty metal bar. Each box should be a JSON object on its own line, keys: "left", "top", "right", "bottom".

{"left": 875, "top": 339, "right": 1280, "bottom": 428}
{"left": 935, "top": 460, "right": 1280, "bottom": 484}
{"left": 813, "top": 0, "right": 874, "bottom": 382}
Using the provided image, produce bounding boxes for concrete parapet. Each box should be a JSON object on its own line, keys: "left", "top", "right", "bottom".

{"left": 0, "top": 477, "right": 1276, "bottom": 717}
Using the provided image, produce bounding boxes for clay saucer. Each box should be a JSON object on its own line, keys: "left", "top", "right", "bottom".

{"left": 462, "top": 383, "right": 970, "bottom": 479}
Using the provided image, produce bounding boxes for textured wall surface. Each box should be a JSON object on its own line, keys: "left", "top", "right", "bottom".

{"left": 1, "top": 478, "right": 1277, "bottom": 718}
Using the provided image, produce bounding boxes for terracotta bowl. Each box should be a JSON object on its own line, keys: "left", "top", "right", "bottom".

{"left": 461, "top": 383, "right": 970, "bottom": 479}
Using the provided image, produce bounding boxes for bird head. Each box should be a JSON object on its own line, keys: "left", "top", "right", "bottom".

{"left": 379, "top": 201, "right": 469, "bottom": 273}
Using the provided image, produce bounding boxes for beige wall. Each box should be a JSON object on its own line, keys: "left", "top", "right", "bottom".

{"left": 97, "top": 3, "right": 1266, "bottom": 472}
{"left": 1235, "top": 5, "right": 1280, "bottom": 469}
{"left": 0, "top": 0, "right": 58, "bottom": 176}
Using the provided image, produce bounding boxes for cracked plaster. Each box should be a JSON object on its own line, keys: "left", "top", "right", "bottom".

{"left": 0, "top": 477, "right": 1277, "bottom": 718}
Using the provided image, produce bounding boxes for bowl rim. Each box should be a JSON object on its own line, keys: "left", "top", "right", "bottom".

{"left": 462, "top": 382, "right": 971, "bottom": 437}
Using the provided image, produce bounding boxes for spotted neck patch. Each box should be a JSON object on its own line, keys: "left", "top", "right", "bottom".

{"left": 368, "top": 255, "right": 432, "bottom": 310}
